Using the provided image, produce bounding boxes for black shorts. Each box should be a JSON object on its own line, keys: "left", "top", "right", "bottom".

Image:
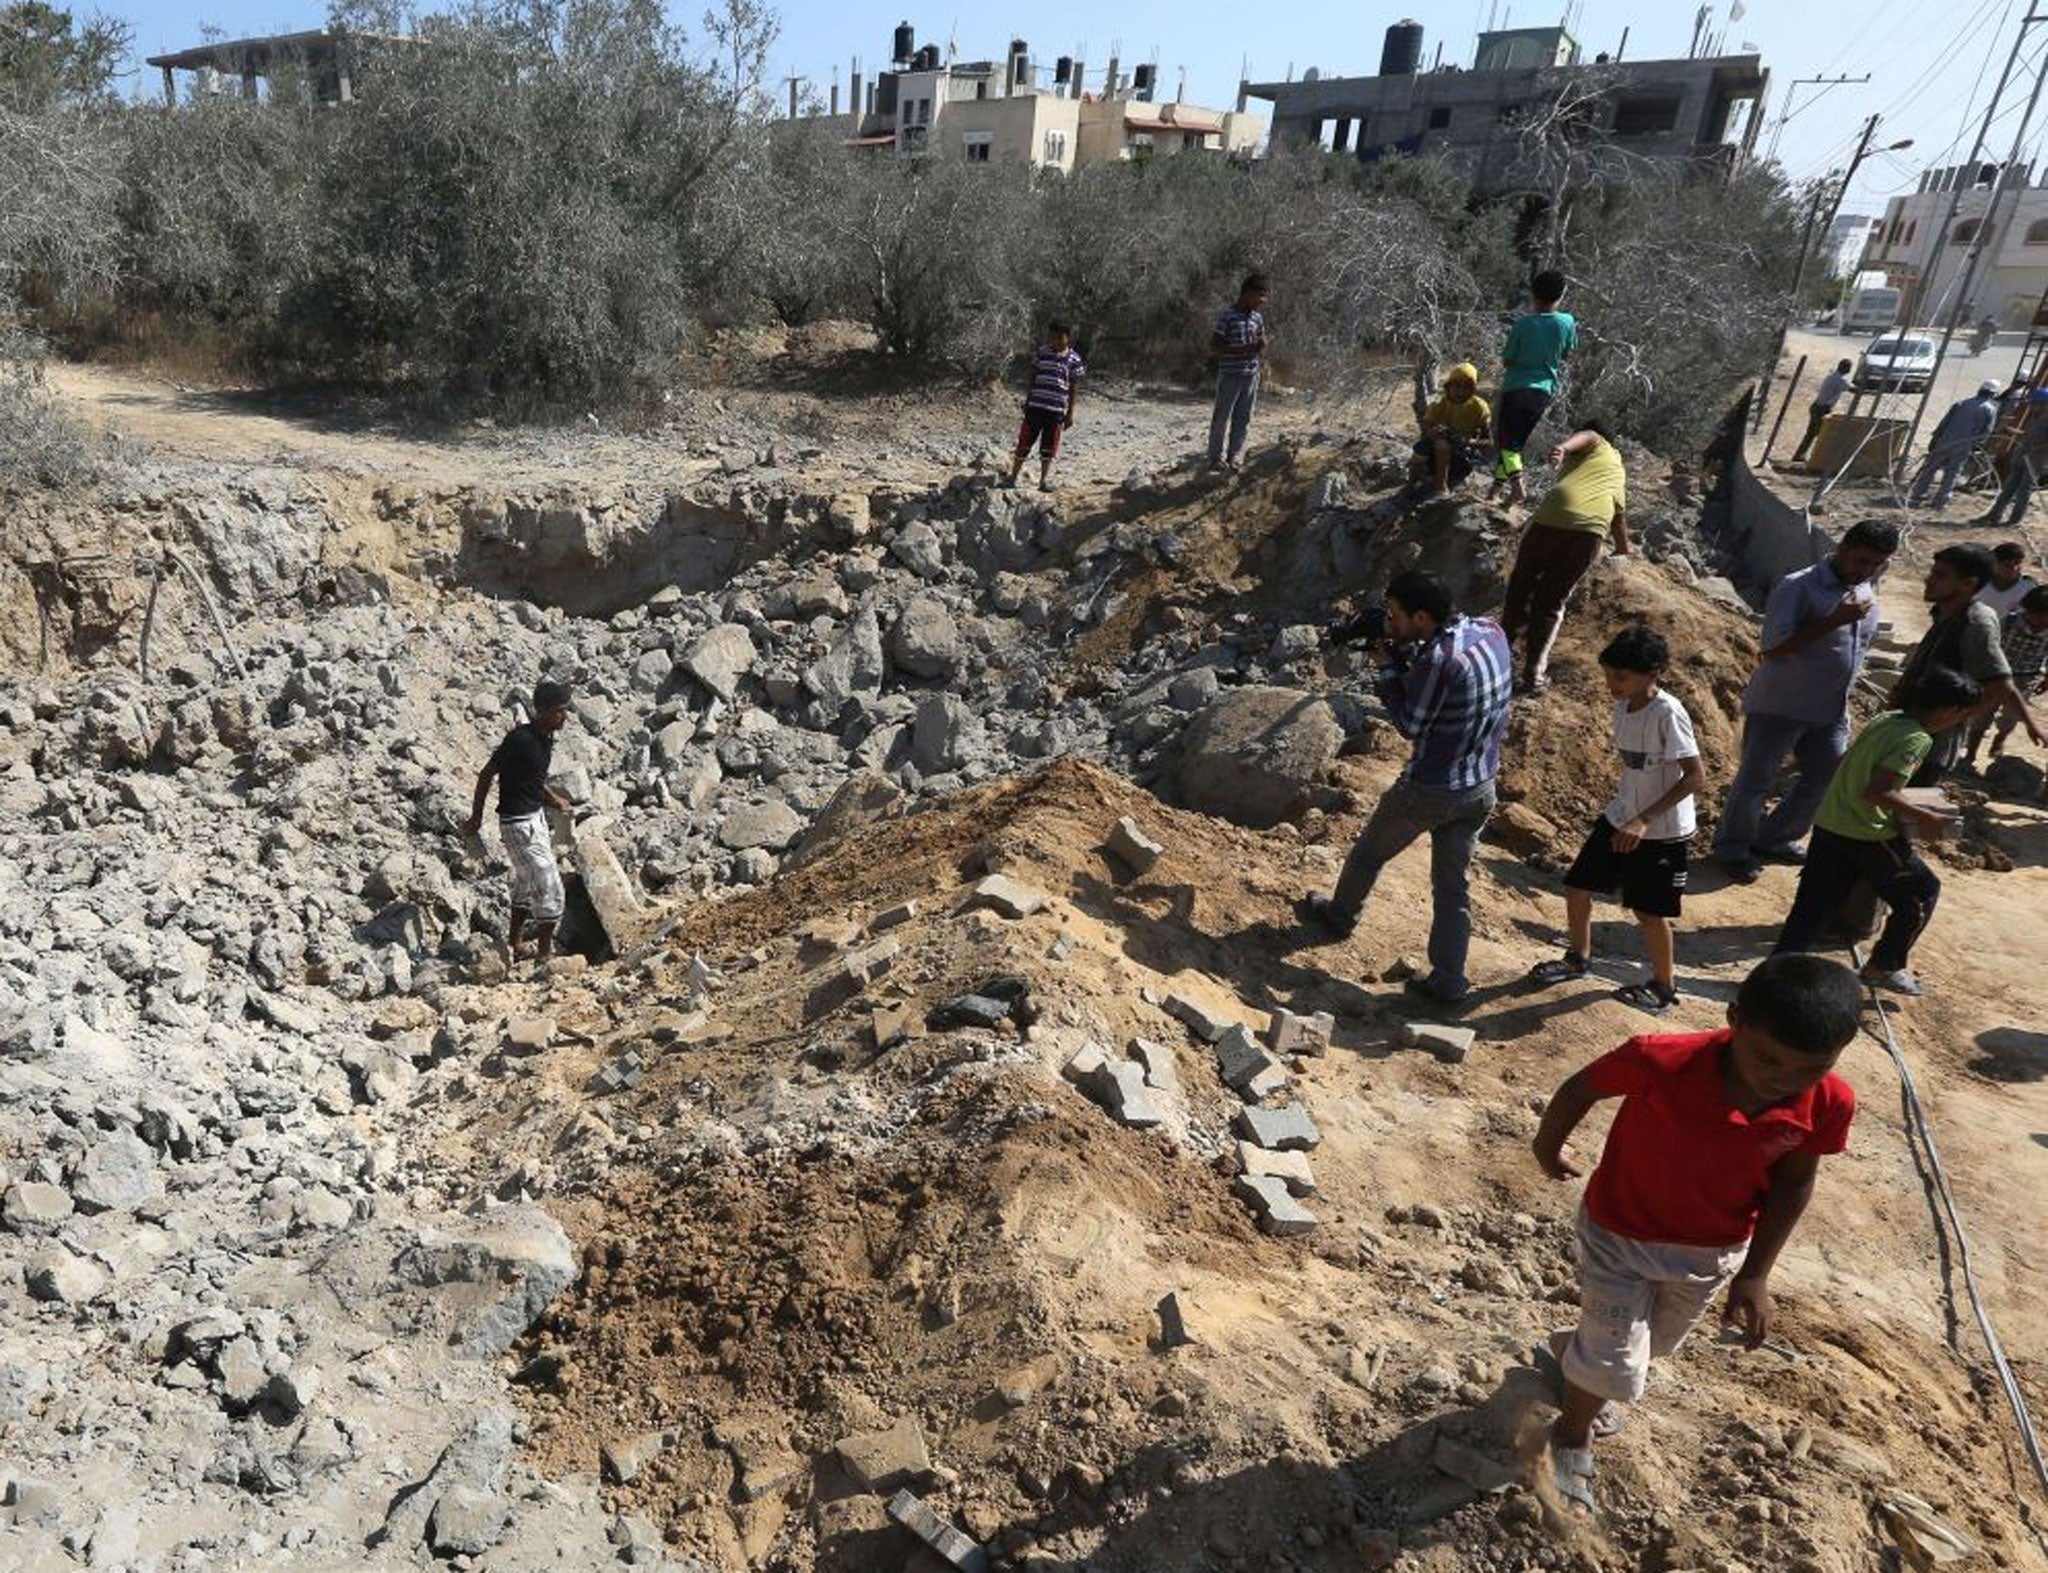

{"left": 1494, "top": 386, "right": 1553, "bottom": 452}
{"left": 1412, "top": 434, "right": 1479, "bottom": 482}
{"left": 1563, "top": 816, "right": 1689, "bottom": 918}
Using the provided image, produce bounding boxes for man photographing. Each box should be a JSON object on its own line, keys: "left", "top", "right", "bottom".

{"left": 1305, "top": 571, "right": 1514, "bottom": 1006}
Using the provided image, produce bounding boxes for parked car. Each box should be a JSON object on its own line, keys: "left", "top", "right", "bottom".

{"left": 1856, "top": 332, "right": 1938, "bottom": 393}
{"left": 1839, "top": 285, "right": 1902, "bottom": 334}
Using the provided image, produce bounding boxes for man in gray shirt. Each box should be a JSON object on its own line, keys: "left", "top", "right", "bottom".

{"left": 1894, "top": 544, "right": 2046, "bottom": 781}
{"left": 1713, "top": 521, "right": 1898, "bottom": 882}
{"left": 1909, "top": 380, "right": 2001, "bottom": 510}
{"left": 1790, "top": 358, "right": 1853, "bottom": 465}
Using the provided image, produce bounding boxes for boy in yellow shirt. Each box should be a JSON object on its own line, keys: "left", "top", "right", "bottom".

{"left": 1411, "top": 362, "right": 1492, "bottom": 500}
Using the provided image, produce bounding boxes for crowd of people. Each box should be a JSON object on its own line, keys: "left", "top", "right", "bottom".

{"left": 454, "top": 271, "right": 2047, "bottom": 1529}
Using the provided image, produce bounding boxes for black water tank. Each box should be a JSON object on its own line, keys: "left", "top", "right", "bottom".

{"left": 1380, "top": 19, "right": 1424, "bottom": 76}
{"left": 915, "top": 44, "right": 939, "bottom": 70}
{"left": 893, "top": 20, "right": 914, "bottom": 66}
{"left": 1133, "top": 62, "right": 1157, "bottom": 100}
{"left": 1055, "top": 55, "right": 1072, "bottom": 85}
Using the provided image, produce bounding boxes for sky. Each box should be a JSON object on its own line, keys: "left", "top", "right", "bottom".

{"left": 107, "top": 0, "right": 2038, "bottom": 216}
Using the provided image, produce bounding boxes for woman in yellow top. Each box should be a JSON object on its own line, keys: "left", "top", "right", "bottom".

{"left": 1411, "top": 362, "right": 1493, "bottom": 500}
{"left": 1500, "top": 425, "right": 1631, "bottom": 695}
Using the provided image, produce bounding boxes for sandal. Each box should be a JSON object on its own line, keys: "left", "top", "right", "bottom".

{"left": 1542, "top": 1334, "right": 1624, "bottom": 1438}
{"left": 1614, "top": 981, "right": 1678, "bottom": 1016}
{"left": 1550, "top": 1441, "right": 1597, "bottom": 1517}
{"left": 1528, "top": 953, "right": 1590, "bottom": 986}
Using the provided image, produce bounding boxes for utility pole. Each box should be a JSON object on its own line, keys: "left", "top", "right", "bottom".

{"left": 1767, "top": 73, "right": 1871, "bottom": 165}
{"left": 1898, "top": 4, "right": 2048, "bottom": 470}
{"left": 783, "top": 71, "right": 804, "bottom": 120}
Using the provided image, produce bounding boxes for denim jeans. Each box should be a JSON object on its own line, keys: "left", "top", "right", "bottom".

{"left": 1710, "top": 711, "right": 1849, "bottom": 862}
{"left": 1331, "top": 775, "right": 1497, "bottom": 995}
{"left": 1990, "top": 453, "right": 2039, "bottom": 526}
{"left": 1209, "top": 366, "right": 1260, "bottom": 463}
{"left": 1908, "top": 446, "right": 1968, "bottom": 507}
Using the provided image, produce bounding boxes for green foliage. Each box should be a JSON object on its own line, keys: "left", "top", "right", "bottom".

{"left": 0, "top": 1, "right": 126, "bottom": 109}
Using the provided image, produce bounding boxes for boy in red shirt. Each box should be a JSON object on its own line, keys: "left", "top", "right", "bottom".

{"left": 1530, "top": 952, "right": 1863, "bottom": 1516}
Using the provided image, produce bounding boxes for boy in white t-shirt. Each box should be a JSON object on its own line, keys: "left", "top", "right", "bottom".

{"left": 1529, "top": 626, "right": 1706, "bottom": 1015}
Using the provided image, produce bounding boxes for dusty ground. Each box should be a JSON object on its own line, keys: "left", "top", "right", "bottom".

{"left": 5, "top": 336, "right": 2046, "bottom": 1572}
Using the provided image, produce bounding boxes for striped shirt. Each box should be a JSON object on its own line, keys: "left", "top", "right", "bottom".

{"left": 2003, "top": 609, "right": 2048, "bottom": 682}
{"left": 1025, "top": 345, "right": 1085, "bottom": 414}
{"left": 1376, "top": 615, "right": 1514, "bottom": 790}
{"left": 1214, "top": 307, "right": 1266, "bottom": 372}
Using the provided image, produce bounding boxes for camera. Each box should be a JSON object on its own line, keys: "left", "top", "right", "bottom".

{"left": 1326, "top": 604, "right": 1389, "bottom": 646}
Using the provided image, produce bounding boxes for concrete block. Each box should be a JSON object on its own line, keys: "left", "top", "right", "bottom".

{"left": 1402, "top": 1021, "right": 1476, "bottom": 1063}
{"left": 1236, "top": 1140, "right": 1317, "bottom": 1196}
{"left": 1155, "top": 1289, "right": 1194, "bottom": 1349}
{"left": 870, "top": 899, "right": 920, "bottom": 933}
{"left": 870, "top": 1003, "right": 916, "bottom": 1050}
{"left": 1215, "top": 1025, "right": 1290, "bottom": 1101}
{"left": 842, "top": 938, "right": 900, "bottom": 987}
{"left": 1235, "top": 1102, "right": 1321, "bottom": 1151}
{"left": 1164, "top": 993, "right": 1235, "bottom": 1044}
{"left": 503, "top": 1016, "right": 554, "bottom": 1055}
{"left": 1128, "top": 1038, "right": 1179, "bottom": 1094}
{"left": 1104, "top": 816, "right": 1163, "bottom": 877}
{"left": 1267, "top": 1008, "right": 1334, "bottom": 1057}
{"left": 835, "top": 1416, "right": 932, "bottom": 1494}
{"left": 571, "top": 818, "right": 662, "bottom": 951}
{"left": 1233, "top": 1172, "right": 1319, "bottom": 1236}
{"left": 587, "top": 1050, "right": 645, "bottom": 1095}
{"left": 968, "top": 874, "right": 1047, "bottom": 919}
{"left": 1062, "top": 1043, "right": 1165, "bottom": 1128}
{"left": 886, "top": 1490, "right": 988, "bottom": 1572}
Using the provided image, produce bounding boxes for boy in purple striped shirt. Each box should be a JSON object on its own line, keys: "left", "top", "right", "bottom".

{"left": 1005, "top": 320, "right": 1084, "bottom": 493}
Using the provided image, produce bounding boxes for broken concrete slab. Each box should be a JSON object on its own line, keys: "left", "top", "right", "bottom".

{"left": 1235, "top": 1102, "right": 1321, "bottom": 1152}
{"left": 1061, "top": 1042, "right": 1166, "bottom": 1129}
{"left": 1236, "top": 1141, "right": 1318, "bottom": 1197}
{"left": 888, "top": 1490, "right": 988, "bottom": 1572}
{"left": 571, "top": 817, "right": 665, "bottom": 951}
{"left": 68, "top": 1132, "right": 160, "bottom": 1214}
{"left": 1403, "top": 1021, "right": 1476, "bottom": 1064}
{"left": 1267, "top": 1007, "right": 1335, "bottom": 1058}
{"left": 842, "top": 937, "right": 901, "bottom": 988}
{"left": 1164, "top": 992, "right": 1236, "bottom": 1044}
{"left": 1233, "top": 1172, "right": 1319, "bottom": 1236}
{"left": 24, "top": 1244, "right": 106, "bottom": 1305}
{"left": 929, "top": 993, "right": 1012, "bottom": 1031}
{"left": 968, "top": 873, "right": 1048, "bottom": 920}
{"left": 1215, "top": 1025, "right": 1290, "bottom": 1101}
{"left": 1128, "top": 1038, "right": 1179, "bottom": 1095}
{"left": 587, "top": 1050, "right": 645, "bottom": 1095}
{"left": 834, "top": 1415, "right": 933, "bottom": 1494}
{"left": 389, "top": 1206, "right": 578, "bottom": 1358}
{"left": 1104, "top": 816, "right": 1163, "bottom": 878}
{"left": 2, "top": 1181, "right": 74, "bottom": 1235}
{"left": 503, "top": 1016, "right": 556, "bottom": 1056}
{"left": 869, "top": 899, "right": 919, "bottom": 933}
{"left": 870, "top": 1003, "right": 916, "bottom": 1051}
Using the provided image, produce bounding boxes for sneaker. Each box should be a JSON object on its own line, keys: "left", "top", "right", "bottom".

{"left": 1298, "top": 895, "right": 1357, "bottom": 940}
{"left": 1862, "top": 967, "right": 1923, "bottom": 997}
{"left": 1038, "top": 478, "right": 1055, "bottom": 493}
{"left": 1714, "top": 855, "right": 1764, "bottom": 885}
{"left": 1205, "top": 460, "right": 1225, "bottom": 475}
{"left": 1755, "top": 844, "right": 1807, "bottom": 866}
{"left": 1402, "top": 974, "right": 1471, "bottom": 1009}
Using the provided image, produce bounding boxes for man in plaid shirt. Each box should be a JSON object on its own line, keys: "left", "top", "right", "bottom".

{"left": 1306, "top": 570, "right": 1514, "bottom": 1005}
{"left": 1965, "top": 584, "right": 2048, "bottom": 769}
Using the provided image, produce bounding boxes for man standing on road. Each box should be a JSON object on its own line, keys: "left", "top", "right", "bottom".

{"left": 1790, "top": 359, "right": 1854, "bottom": 467}
{"left": 1304, "top": 571, "right": 1513, "bottom": 1007}
{"left": 1891, "top": 545, "right": 2048, "bottom": 782}
{"left": 1908, "top": 380, "right": 2002, "bottom": 510}
{"left": 466, "top": 680, "right": 575, "bottom": 964}
{"left": 1207, "top": 274, "right": 1268, "bottom": 474}
{"left": 1501, "top": 425, "right": 1631, "bottom": 695}
{"left": 1711, "top": 521, "right": 1898, "bottom": 884}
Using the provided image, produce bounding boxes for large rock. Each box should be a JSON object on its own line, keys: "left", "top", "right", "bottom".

{"left": 683, "top": 623, "right": 756, "bottom": 700}
{"left": 390, "top": 1207, "right": 577, "bottom": 1357}
{"left": 803, "top": 610, "right": 886, "bottom": 718}
{"left": 911, "top": 694, "right": 983, "bottom": 775}
{"left": 1175, "top": 686, "right": 1343, "bottom": 829}
{"left": 890, "top": 595, "right": 963, "bottom": 679}
{"left": 68, "top": 1132, "right": 161, "bottom": 1215}
{"left": 718, "top": 798, "right": 804, "bottom": 853}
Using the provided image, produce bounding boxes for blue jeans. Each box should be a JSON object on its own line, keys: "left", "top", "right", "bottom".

{"left": 1711, "top": 712, "right": 1849, "bottom": 863}
{"left": 1209, "top": 366, "right": 1259, "bottom": 463}
{"left": 1990, "top": 454, "right": 2038, "bottom": 525}
{"left": 1908, "top": 445, "right": 1969, "bottom": 507}
{"left": 1331, "top": 775, "right": 1496, "bottom": 996}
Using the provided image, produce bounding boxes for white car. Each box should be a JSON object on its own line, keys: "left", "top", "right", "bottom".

{"left": 1856, "top": 333, "right": 1937, "bottom": 393}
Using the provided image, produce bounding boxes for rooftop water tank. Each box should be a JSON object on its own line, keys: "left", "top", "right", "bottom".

{"left": 892, "top": 21, "right": 914, "bottom": 67}
{"left": 1380, "top": 20, "right": 1424, "bottom": 77}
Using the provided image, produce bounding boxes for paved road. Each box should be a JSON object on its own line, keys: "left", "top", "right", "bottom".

{"left": 1771, "top": 324, "right": 2030, "bottom": 461}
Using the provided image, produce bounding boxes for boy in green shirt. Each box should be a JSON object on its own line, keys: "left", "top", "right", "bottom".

{"left": 1488, "top": 269, "right": 1578, "bottom": 507}
{"left": 1772, "top": 667, "right": 1981, "bottom": 996}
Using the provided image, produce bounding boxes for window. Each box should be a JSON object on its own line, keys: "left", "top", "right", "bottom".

{"left": 1184, "top": 132, "right": 1201, "bottom": 150}
{"left": 1904, "top": 220, "right": 1917, "bottom": 244}
{"left": 1427, "top": 106, "right": 1452, "bottom": 130}
{"left": 1952, "top": 218, "right": 1983, "bottom": 245}
{"left": 1043, "top": 129, "right": 1067, "bottom": 164}
{"left": 1612, "top": 95, "right": 1681, "bottom": 136}
{"left": 2027, "top": 219, "right": 2048, "bottom": 245}
{"left": 964, "top": 131, "right": 992, "bottom": 162}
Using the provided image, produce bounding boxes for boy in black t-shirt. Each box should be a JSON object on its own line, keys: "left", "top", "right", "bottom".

{"left": 466, "top": 681, "right": 574, "bottom": 961}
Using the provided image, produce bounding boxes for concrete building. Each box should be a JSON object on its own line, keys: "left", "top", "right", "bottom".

{"left": 1863, "top": 162, "right": 2048, "bottom": 329}
{"left": 1826, "top": 213, "right": 1879, "bottom": 280}
{"left": 1243, "top": 20, "right": 1766, "bottom": 196}
{"left": 147, "top": 27, "right": 390, "bottom": 105}
{"left": 796, "top": 22, "right": 1259, "bottom": 169}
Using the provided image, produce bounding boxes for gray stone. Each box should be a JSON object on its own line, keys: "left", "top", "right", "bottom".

{"left": 835, "top": 1415, "right": 932, "bottom": 1493}
{"left": 1175, "top": 685, "right": 1343, "bottom": 829}
{"left": 1168, "top": 668, "right": 1221, "bottom": 710}
{"left": 1061, "top": 1042, "right": 1165, "bottom": 1129}
{"left": 682, "top": 623, "right": 756, "bottom": 700}
{"left": 969, "top": 873, "right": 1048, "bottom": 919}
{"left": 911, "top": 693, "right": 983, "bottom": 774}
{"left": 1128, "top": 1038, "right": 1179, "bottom": 1095}
{"left": 429, "top": 1485, "right": 511, "bottom": 1558}
{"left": 391, "top": 1207, "right": 577, "bottom": 1357}
{"left": 68, "top": 1132, "right": 160, "bottom": 1214}
{"left": 601, "top": 1431, "right": 669, "bottom": 1486}
{"left": 1236, "top": 1141, "right": 1318, "bottom": 1197}
{"left": 24, "top": 1245, "right": 106, "bottom": 1304}
{"left": 870, "top": 899, "right": 920, "bottom": 932}
{"left": 216, "top": 1336, "right": 268, "bottom": 1413}
{"left": 842, "top": 938, "right": 901, "bottom": 987}
{"left": 1164, "top": 992, "right": 1236, "bottom": 1044}
{"left": 890, "top": 595, "right": 963, "bottom": 678}
{"left": 1233, "top": 1173, "right": 1319, "bottom": 1236}
{"left": 1268, "top": 1008, "right": 1335, "bottom": 1058}
{"left": 887, "top": 1490, "right": 988, "bottom": 1572}
{"left": 1403, "top": 1021, "right": 1476, "bottom": 1064}
{"left": 1155, "top": 1289, "right": 1194, "bottom": 1349}
{"left": 803, "top": 610, "right": 886, "bottom": 717}
{"left": 890, "top": 522, "right": 947, "bottom": 579}
{"left": 1104, "top": 815, "right": 1163, "bottom": 877}
{"left": 719, "top": 798, "right": 804, "bottom": 852}
{"left": 1215, "top": 1025, "right": 1289, "bottom": 1101}
{"left": 3, "top": 1181, "right": 74, "bottom": 1234}
{"left": 1235, "top": 1103, "right": 1321, "bottom": 1151}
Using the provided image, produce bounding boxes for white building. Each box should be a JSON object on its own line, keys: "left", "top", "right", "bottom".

{"left": 1864, "top": 161, "right": 2048, "bottom": 328}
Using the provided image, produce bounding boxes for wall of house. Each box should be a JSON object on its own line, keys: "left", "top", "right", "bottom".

{"left": 942, "top": 93, "right": 1080, "bottom": 170}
